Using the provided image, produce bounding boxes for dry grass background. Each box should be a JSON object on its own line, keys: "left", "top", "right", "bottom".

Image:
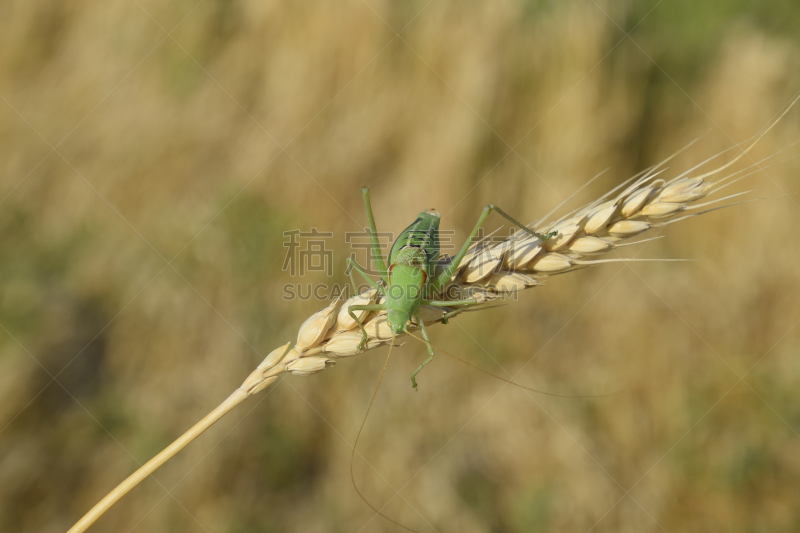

{"left": 2, "top": 0, "right": 800, "bottom": 532}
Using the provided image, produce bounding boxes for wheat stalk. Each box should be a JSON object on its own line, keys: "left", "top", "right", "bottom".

{"left": 66, "top": 99, "right": 797, "bottom": 533}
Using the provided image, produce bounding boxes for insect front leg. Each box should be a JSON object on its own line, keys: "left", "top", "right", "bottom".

{"left": 347, "top": 303, "right": 387, "bottom": 351}
{"left": 410, "top": 312, "right": 435, "bottom": 390}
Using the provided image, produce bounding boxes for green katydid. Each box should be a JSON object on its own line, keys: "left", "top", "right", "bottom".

{"left": 345, "top": 187, "right": 556, "bottom": 390}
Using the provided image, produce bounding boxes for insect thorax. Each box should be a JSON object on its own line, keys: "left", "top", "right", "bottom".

{"left": 392, "top": 246, "right": 427, "bottom": 269}
{"left": 389, "top": 212, "right": 441, "bottom": 266}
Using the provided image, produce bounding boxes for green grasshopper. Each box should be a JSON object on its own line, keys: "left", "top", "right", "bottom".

{"left": 346, "top": 187, "right": 556, "bottom": 389}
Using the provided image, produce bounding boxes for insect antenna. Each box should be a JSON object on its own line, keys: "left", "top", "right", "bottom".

{"left": 454, "top": 303, "right": 509, "bottom": 313}
{"left": 350, "top": 334, "right": 419, "bottom": 533}
{"left": 406, "top": 332, "right": 620, "bottom": 399}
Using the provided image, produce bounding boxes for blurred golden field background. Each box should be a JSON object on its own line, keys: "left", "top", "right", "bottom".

{"left": 2, "top": 0, "right": 800, "bottom": 532}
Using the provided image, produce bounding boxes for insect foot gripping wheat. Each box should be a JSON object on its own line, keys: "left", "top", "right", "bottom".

{"left": 66, "top": 96, "right": 798, "bottom": 533}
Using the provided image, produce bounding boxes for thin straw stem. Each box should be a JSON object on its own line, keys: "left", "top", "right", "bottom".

{"left": 67, "top": 387, "right": 250, "bottom": 533}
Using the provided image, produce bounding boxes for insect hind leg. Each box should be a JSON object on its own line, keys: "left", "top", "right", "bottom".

{"left": 488, "top": 204, "right": 556, "bottom": 241}
{"left": 430, "top": 205, "right": 555, "bottom": 292}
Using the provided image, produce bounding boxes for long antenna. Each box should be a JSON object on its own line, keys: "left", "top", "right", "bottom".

{"left": 407, "top": 332, "right": 620, "bottom": 399}
{"left": 350, "top": 335, "right": 418, "bottom": 533}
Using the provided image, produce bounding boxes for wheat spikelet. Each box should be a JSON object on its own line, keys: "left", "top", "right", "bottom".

{"left": 277, "top": 148, "right": 766, "bottom": 371}
{"left": 66, "top": 97, "right": 798, "bottom": 533}
{"left": 256, "top": 110, "right": 798, "bottom": 385}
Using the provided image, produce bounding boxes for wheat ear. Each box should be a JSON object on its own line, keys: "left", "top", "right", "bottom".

{"left": 66, "top": 96, "right": 798, "bottom": 533}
